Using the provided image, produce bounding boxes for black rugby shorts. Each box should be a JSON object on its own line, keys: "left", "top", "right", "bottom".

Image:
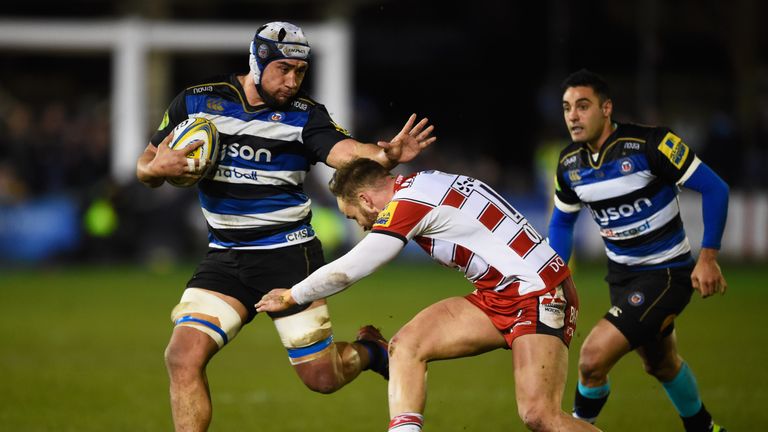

{"left": 603, "top": 265, "right": 694, "bottom": 348}
{"left": 186, "top": 238, "right": 325, "bottom": 323}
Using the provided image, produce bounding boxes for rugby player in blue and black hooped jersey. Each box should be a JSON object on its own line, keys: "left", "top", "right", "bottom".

{"left": 548, "top": 69, "right": 728, "bottom": 432}
{"left": 136, "top": 22, "right": 435, "bottom": 431}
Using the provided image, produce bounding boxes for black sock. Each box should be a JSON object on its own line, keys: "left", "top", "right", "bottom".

{"left": 681, "top": 403, "right": 713, "bottom": 432}
{"left": 573, "top": 386, "right": 609, "bottom": 422}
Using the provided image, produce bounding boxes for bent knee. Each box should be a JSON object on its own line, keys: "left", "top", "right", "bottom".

{"left": 389, "top": 331, "right": 426, "bottom": 363}
{"left": 296, "top": 367, "right": 342, "bottom": 395}
{"left": 578, "top": 346, "right": 610, "bottom": 381}
{"left": 643, "top": 359, "right": 681, "bottom": 381}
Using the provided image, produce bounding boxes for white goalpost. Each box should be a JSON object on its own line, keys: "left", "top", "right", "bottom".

{"left": 0, "top": 18, "right": 352, "bottom": 184}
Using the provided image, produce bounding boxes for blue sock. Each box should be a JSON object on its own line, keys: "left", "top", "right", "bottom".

{"left": 578, "top": 381, "right": 611, "bottom": 399}
{"left": 662, "top": 362, "right": 703, "bottom": 418}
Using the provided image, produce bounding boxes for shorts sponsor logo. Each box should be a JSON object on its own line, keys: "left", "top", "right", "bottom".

{"left": 620, "top": 158, "right": 633, "bottom": 174}
{"left": 628, "top": 291, "right": 645, "bottom": 306}
{"left": 373, "top": 201, "right": 398, "bottom": 228}
{"left": 539, "top": 287, "right": 566, "bottom": 330}
{"left": 567, "top": 306, "right": 578, "bottom": 338}
{"left": 658, "top": 132, "right": 689, "bottom": 169}
{"left": 609, "top": 306, "right": 622, "bottom": 317}
{"left": 270, "top": 112, "right": 284, "bottom": 122}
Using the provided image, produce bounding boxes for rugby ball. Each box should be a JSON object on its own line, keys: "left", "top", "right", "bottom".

{"left": 167, "top": 117, "right": 220, "bottom": 187}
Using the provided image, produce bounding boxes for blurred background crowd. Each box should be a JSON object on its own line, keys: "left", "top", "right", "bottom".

{"left": 1, "top": 0, "right": 766, "bottom": 265}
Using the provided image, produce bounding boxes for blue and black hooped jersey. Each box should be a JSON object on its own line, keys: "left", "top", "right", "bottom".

{"left": 151, "top": 74, "right": 350, "bottom": 249}
{"left": 554, "top": 122, "right": 702, "bottom": 269}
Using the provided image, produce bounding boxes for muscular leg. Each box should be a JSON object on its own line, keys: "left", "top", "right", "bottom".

{"left": 164, "top": 289, "right": 248, "bottom": 432}
{"left": 388, "top": 297, "right": 507, "bottom": 423}
{"left": 573, "top": 318, "right": 632, "bottom": 422}
{"left": 578, "top": 319, "right": 632, "bottom": 386}
{"left": 273, "top": 300, "right": 375, "bottom": 394}
{"left": 291, "top": 338, "right": 369, "bottom": 394}
{"left": 637, "top": 330, "right": 715, "bottom": 431}
{"left": 636, "top": 329, "right": 682, "bottom": 381}
{"left": 512, "top": 334, "right": 600, "bottom": 431}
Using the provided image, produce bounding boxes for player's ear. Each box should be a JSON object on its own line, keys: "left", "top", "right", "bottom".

{"left": 601, "top": 99, "right": 613, "bottom": 117}
{"left": 358, "top": 192, "right": 374, "bottom": 211}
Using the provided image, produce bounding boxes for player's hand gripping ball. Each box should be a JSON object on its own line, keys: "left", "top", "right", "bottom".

{"left": 167, "top": 117, "right": 220, "bottom": 187}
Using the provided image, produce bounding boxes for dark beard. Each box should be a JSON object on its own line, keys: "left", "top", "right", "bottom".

{"left": 256, "top": 85, "right": 291, "bottom": 109}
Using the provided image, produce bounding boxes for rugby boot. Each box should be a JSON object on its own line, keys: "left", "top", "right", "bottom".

{"left": 356, "top": 325, "right": 389, "bottom": 380}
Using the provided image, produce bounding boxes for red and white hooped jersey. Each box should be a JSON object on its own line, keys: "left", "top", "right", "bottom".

{"left": 371, "top": 170, "right": 570, "bottom": 298}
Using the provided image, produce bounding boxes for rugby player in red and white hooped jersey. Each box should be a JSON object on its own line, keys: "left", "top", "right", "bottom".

{"left": 256, "top": 159, "right": 601, "bottom": 432}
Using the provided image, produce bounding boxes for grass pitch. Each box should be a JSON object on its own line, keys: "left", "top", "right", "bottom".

{"left": 1, "top": 261, "right": 765, "bottom": 431}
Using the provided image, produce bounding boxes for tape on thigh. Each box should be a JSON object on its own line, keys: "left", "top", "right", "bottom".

{"left": 171, "top": 288, "right": 243, "bottom": 348}
{"left": 272, "top": 304, "right": 333, "bottom": 364}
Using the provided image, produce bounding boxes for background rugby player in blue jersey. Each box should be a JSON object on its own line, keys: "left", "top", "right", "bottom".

{"left": 136, "top": 22, "right": 435, "bottom": 431}
{"left": 548, "top": 69, "right": 728, "bottom": 432}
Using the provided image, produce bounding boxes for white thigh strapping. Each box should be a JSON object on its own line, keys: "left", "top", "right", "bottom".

{"left": 272, "top": 304, "right": 332, "bottom": 349}
{"left": 170, "top": 288, "right": 243, "bottom": 348}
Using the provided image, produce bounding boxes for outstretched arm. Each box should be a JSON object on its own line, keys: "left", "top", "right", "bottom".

{"left": 256, "top": 233, "right": 405, "bottom": 312}
{"left": 680, "top": 160, "right": 729, "bottom": 297}
{"left": 325, "top": 114, "right": 436, "bottom": 169}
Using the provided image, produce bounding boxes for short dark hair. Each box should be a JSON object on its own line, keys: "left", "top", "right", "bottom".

{"left": 329, "top": 158, "right": 391, "bottom": 202}
{"left": 561, "top": 69, "right": 611, "bottom": 102}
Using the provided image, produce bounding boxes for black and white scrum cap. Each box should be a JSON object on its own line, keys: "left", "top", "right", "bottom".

{"left": 249, "top": 22, "right": 311, "bottom": 85}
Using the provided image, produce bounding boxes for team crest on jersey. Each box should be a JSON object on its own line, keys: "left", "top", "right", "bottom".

{"left": 270, "top": 112, "right": 284, "bottom": 122}
{"left": 620, "top": 158, "right": 634, "bottom": 174}
{"left": 373, "top": 201, "right": 398, "bottom": 228}
{"left": 628, "top": 291, "right": 645, "bottom": 306}
{"left": 658, "top": 132, "right": 689, "bottom": 169}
